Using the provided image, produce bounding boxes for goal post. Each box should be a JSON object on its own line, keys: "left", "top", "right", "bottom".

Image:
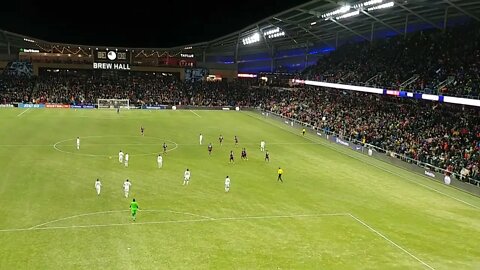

{"left": 97, "top": 99, "right": 130, "bottom": 109}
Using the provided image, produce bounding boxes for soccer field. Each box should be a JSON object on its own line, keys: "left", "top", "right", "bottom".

{"left": 0, "top": 108, "right": 479, "bottom": 270}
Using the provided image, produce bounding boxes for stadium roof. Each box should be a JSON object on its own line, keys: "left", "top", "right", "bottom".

{"left": 1, "top": 0, "right": 480, "bottom": 57}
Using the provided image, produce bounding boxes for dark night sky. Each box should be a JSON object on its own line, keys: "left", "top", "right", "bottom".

{"left": 0, "top": 0, "right": 309, "bottom": 48}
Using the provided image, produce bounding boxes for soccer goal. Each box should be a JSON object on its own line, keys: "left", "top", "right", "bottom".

{"left": 97, "top": 99, "right": 130, "bottom": 109}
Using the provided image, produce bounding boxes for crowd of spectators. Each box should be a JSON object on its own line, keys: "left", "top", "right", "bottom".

{"left": 261, "top": 87, "right": 480, "bottom": 184}
{"left": 303, "top": 23, "right": 480, "bottom": 97}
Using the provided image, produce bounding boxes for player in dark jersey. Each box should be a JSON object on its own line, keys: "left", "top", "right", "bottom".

{"left": 241, "top": 148, "right": 248, "bottom": 160}
{"left": 141, "top": 126, "right": 144, "bottom": 136}
{"left": 163, "top": 142, "right": 167, "bottom": 154}
{"left": 229, "top": 151, "right": 234, "bottom": 163}
{"left": 234, "top": 136, "right": 238, "bottom": 147}
{"left": 265, "top": 150, "right": 270, "bottom": 162}
{"left": 208, "top": 143, "right": 213, "bottom": 155}
{"left": 219, "top": 135, "right": 224, "bottom": 146}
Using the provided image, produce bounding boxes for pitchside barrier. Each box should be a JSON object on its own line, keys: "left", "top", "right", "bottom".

{"left": 258, "top": 109, "right": 480, "bottom": 197}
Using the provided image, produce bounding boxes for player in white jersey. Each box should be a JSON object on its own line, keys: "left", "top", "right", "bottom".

{"left": 224, "top": 176, "right": 230, "bottom": 192}
{"left": 123, "top": 179, "right": 131, "bottom": 198}
{"left": 119, "top": 150, "right": 124, "bottom": 163}
{"left": 124, "top": 153, "right": 129, "bottom": 167}
{"left": 260, "top": 140, "right": 265, "bottom": 152}
{"left": 157, "top": 154, "right": 163, "bottom": 168}
{"left": 76, "top": 137, "right": 80, "bottom": 150}
{"left": 94, "top": 179, "right": 102, "bottom": 196}
{"left": 183, "top": 169, "right": 191, "bottom": 185}
{"left": 199, "top": 133, "right": 203, "bottom": 145}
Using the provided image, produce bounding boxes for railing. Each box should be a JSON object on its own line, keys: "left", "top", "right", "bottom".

{"left": 364, "top": 74, "right": 379, "bottom": 85}
{"left": 400, "top": 74, "right": 420, "bottom": 88}
{"left": 261, "top": 109, "right": 480, "bottom": 187}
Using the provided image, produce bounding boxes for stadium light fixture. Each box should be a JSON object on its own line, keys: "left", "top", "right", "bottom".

{"left": 353, "top": 0, "right": 383, "bottom": 9}
{"left": 263, "top": 27, "right": 281, "bottom": 36}
{"left": 310, "top": 21, "right": 317, "bottom": 26}
{"left": 267, "top": 31, "right": 285, "bottom": 39}
{"left": 321, "top": 5, "right": 351, "bottom": 20}
{"left": 242, "top": 32, "right": 261, "bottom": 45}
{"left": 368, "top": 1, "right": 394, "bottom": 11}
{"left": 336, "top": 10, "right": 360, "bottom": 20}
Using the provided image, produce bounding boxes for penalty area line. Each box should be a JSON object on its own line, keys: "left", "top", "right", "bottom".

{"left": 16, "top": 108, "right": 30, "bottom": 117}
{"left": 0, "top": 213, "right": 348, "bottom": 232}
{"left": 189, "top": 110, "right": 201, "bottom": 117}
{"left": 348, "top": 213, "right": 436, "bottom": 270}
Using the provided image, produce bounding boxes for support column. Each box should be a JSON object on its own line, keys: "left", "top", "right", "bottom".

{"left": 443, "top": 7, "right": 449, "bottom": 31}
{"left": 404, "top": 15, "right": 409, "bottom": 38}
{"left": 370, "top": 22, "right": 375, "bottom": 42}
{"left": 335, "top": 32, "right": 339, "bottom": 48}
{"left": 270, "top": 46, "right": 275, "bottom": 73}
{"left": 304, "top": 43, "right": 309, "bottom": 69}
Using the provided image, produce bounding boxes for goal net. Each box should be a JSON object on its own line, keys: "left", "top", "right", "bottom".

{"left": 97, "top": 99, "right": 130, "bottom": 109}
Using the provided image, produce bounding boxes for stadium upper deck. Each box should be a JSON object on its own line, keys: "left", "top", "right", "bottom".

{"left": 1, "top": 0, "right": 480, "bottom": 75}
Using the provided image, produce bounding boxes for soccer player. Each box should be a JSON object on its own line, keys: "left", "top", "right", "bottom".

{"left": 94, "top": 178, "right": 102, "bottom": 196}
{"left": 260, "top": 140, "right": 265, "bottom": 152}
{"left": 265, "top": 150, "right": 270, "bottom": 162}
{"left": 157, "top": 154, "right": 163, "bottom": 168}
{"left": 277, "top": 167, "right": 283, "bottom": 183}
{"left": 76, "top": 137, "right": 80, "bottom": 150}
{"left": 183, "top": 169, "right": 191, "bottom": 185}
{"left": 241, "top": 148, "right": 248, "bottom": 160}
{"left": 119, "top": 150, "right": 124, "bottom": 163}
{"left": 219, "top": 135, "right": 224, "bottom": 146}
{"left": 225, "top": 176, "right": 230, "bottom": 192}
{"left": 141, "top": 126, "right": 144, "bottom": 136}
{"left": 124, "top": 153, "right": 129, "bottom": 167}
{"left": 130, "top": 198, "right": 139, "bottom": 221}
{"left": 123, "top": 179, "right": 132, "bottom": 198}
{"left": 163, "top": 142, "right": 168, "bottom": 154}
{"left": 302, "top": 128, "right": 306, "bottom": 136}
{"left": 234, "top": 136, "right": 238, "bottom": 147}
{"left": 117, "top": 106, "right": 120, "bottom": 114}
{"left": 208, "top": 143, "right": 213, "bottom": 155}
{"left": 229, "top": 150, "right": 235, "bottom": 163}
{"left": 199, "top": 133, "right": 203, "bottom": 145}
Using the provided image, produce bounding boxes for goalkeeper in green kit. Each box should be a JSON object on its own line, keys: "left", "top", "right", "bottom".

{"left": 130, "top": 198, "right": 139, "bottom": 221}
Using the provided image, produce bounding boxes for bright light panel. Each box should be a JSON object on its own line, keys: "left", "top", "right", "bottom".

{"left": 242, "top": 33, "right": 261, "bottom": 45}
{"left": 336, "top": 10, "right": 360, "bottom": 20}
{"left": 368, "top": 1, "right": 394, "bottom": 11}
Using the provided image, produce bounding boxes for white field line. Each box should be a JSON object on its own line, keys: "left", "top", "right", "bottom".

{"left": 189, "top": 110, "right": 201, "bottom": 117}
{"left": 244, "top": 112, "right": 480, "bottom": 211}
{"left": 52, "top": 136, "right": 179, "bottom": 157}
{"left": 0, "top": 211, "right": 435, "bottom": 269}
{"left": 29, "top": 209, "right": 214, "bottom": 230}
{"left": 348, "top": 213, "right": 435, "bottom": 270}
{"left": 16, "top": 108, "right": 30, "bottom": 117}
{"left": 0, "top": 212, "right": 349, "bottom": 232}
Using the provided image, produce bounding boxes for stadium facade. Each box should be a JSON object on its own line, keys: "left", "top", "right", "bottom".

{"left": 0, "top": 0, "right": 479, "bottom": 79}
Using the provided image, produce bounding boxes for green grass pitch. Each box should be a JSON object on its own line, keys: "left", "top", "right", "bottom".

{"left": 0, "top": 108, "right": 479, "bottom": 269}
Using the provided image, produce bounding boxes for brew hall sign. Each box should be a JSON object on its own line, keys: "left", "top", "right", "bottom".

{"left": 93, "top": 50, "right": 131, "bottom": 70}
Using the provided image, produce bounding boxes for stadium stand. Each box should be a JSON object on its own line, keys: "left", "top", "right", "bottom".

{"left": 1, "top": 24, "right": 479, "bottom": 186}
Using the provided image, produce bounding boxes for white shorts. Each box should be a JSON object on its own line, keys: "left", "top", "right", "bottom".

{"left": 225, "top": 184, "right": 230, "bottom": 188}
{"left": 184, "top": 177, "right": 190, "bottom": 181}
